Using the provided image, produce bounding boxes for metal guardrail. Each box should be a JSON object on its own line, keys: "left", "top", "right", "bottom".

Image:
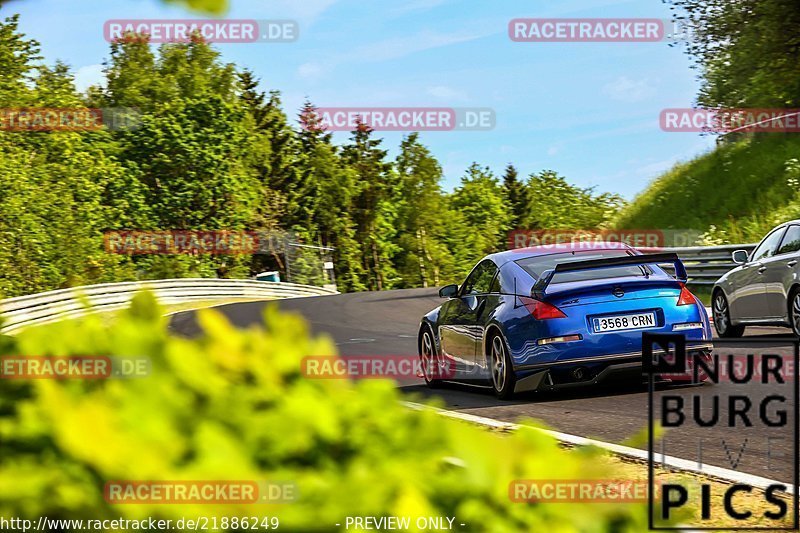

{"left": 0, "top": 279, "right": 338, "bottom": 335}
{"left": 641, "top": 243, "right": 757, "bottom": 286}
{"left": 0, "top": 245, "right": 759, "bottom": 334}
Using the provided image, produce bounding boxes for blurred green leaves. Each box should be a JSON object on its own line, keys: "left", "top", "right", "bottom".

{"left": 164, "top": 0, "right": 229, "bottom": 15}
{"left": 0, "top": 295, "right": 652, "bottom": 531}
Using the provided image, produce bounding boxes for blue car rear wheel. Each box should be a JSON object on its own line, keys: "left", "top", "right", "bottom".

{"left": 420, "top": 325, "right": 442, "bottom": 388}
{"left": 487, "top": 332, "right": 516, "bottom": 400}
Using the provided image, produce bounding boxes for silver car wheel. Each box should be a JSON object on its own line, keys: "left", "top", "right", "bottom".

{"left": 421, "top": 330, "right": 438, "bottom": 382}
{"left": 491, "top": 336, "right": 506, "bottom": 392}
{"left": 792, "top": 292, "right": 800, "bottom": 336}
{"left": 713, "top": 293, "right": 729, "bottom": 334}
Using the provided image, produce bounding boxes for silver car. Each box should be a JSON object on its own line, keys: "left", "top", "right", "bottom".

{"left": 712, "top": 221, "right": 800, "bottom": 337}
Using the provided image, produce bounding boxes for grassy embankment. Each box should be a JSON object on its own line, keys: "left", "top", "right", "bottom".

{"left": 612, "top": 134, "right": 800, "bottom": 304}
{"left": 613, "top": 134, "right": 800, "bottom": 244}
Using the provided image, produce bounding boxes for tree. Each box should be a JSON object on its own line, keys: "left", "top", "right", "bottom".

{"left": 342, "top": 119, "right": 397, "bottom": 291}
{"left": 102, "top": 36, "right": 260, "bottom": 279}
{"left": 447, "top": 164, "right": 511, "bottom": 277}
{"left": 394, "top": 133, "right": 453, "bottom": 287}
{"left": 502, "top": 163, "right": 527, "bottom": 229}
{"left": 523, "top": 170, "right": 625, "bottom": 230}
{"left": 0, "top": 11, "right": 632, "bottom": 297}
{"left": 118, "top": 97, "right": 258, "bottom": 229}
{"left": 0, "top": 14, "right": 40, "bottom": 107}
{"left": 101, "top": 38, "right": 158, "bottom": 110}
{"left": 668, "top": 0, "right": 800, "bottom": 108}
{"left": 265, "top": 92, "right": 311, "bottom": 228}
{"left": 298, "top": 102, "right": 366, "bottom": 291}
{"left": 0, "top": 18, "right": 133, "bottom": 296}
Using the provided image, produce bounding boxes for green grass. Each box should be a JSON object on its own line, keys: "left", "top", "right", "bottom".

{"left": 612, "top": 134, "right": 800, "bottom": 243}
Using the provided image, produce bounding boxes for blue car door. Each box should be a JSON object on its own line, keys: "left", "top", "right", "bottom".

{"left": 438, "top": 260, "right": 498, "bottom": 372}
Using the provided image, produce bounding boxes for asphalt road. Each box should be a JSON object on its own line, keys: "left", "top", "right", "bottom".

{"left": 170, "top": 288, "right": 799, "bottom": 485}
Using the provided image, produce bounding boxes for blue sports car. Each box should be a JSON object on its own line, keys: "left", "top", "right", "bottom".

{"left": 418, "top": 242, "right": 713, "bottom": 398}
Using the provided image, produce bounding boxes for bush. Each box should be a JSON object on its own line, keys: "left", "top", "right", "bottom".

{"left": 0, "top": 294, "right": 652, "bottom": 531}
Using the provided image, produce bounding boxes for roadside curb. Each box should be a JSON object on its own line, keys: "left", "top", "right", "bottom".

{"left": 402, "top": 401, "right": 794, "bottom": 496}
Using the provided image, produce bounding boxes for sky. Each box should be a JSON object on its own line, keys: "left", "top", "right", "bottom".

{"left": 5, "top": 0, "right": 717, "bottom": 199}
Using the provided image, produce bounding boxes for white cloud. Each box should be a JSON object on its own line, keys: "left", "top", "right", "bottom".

{"left": 342, "top": 28, "right": 492, "bottom": 64}
{"left": 426, "top": 85, "right": 468, "bottom": 102}
{"left": 297, "top": 62, "right": 328, "bottom": 80}
{"left": 602, "top": 76, "right": 656, "bottom": 102}
{"left": 498, "top": 145, "right": 515, "bottom": 154}
{"left": 74, "top": 64, "right": 105, "bottom": 92}
{"left": 299, "top": 27, "right": 493, "bottom": 80}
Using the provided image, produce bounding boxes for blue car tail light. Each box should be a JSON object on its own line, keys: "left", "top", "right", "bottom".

{"left": 677, "top": 283, "right": 698, "bottom": 306}
{"left": 519, "top": 296, "right": 567, "bottom": 319}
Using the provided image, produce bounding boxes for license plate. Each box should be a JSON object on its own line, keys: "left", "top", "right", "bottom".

{"left": 592, "top": 312, "right": 656, "bottom": 333}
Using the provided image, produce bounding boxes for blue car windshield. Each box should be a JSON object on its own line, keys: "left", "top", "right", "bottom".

{"left": 515, "top": 250, "right": 652, "bottom": 284}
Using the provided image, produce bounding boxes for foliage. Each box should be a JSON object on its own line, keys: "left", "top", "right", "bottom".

{"left": 502, "top": 164, "right": 526, "bottom": 229}
{"left": 448, "top": 164, "right": 511, "bottom": 277}
{"left": 0, "top": 294, "right": 653, "bottom": 532}
{"left": 393, "top": 134, "right": 454, "bottom": 288}
{"left": 342, "top": 121, "right": 397, "bottom": 291}
{"left": 612, "top": 135, "right": 800, "bottom": 243}
{"left": 614, "top": 0, "right": 800, "bottom": 243}
{"left": 523, "top": 171, "right": 624, "bottom": 231}
{"left": 667, "top": 0, "right": 800, "bottom": 108}
{"left": 0, "top": 14, "right": 627, "bottom": 298}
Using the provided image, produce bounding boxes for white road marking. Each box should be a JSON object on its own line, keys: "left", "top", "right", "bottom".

{"left": 335, "top": 338, "right": 376, "bottom": 345}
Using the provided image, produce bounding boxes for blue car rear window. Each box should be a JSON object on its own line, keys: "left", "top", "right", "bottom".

{"left": 515, "top": 250, "right": 652, "bottom": 284}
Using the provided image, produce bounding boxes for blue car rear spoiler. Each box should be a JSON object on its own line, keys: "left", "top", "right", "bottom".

{"left": 530, "top": 253, "right": 688, "bottom": 299}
